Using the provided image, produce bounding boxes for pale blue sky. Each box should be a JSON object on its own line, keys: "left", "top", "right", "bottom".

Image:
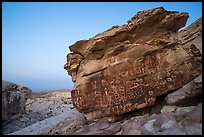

{"left": 2, "top": 2, "right": 202, "bottom": 91}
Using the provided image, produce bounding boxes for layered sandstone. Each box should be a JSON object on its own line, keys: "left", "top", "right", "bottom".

{"left": 64, "top": 7, "right": 202, "bottom": 119}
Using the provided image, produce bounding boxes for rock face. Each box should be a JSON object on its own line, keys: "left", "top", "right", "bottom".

{"left": 2, "top": 80, "right": 32, "bottom": 122}
{"left": 165, "top": 75, "right": 202, "bottom": 105}
{"left": 64, "top": 7, "right": 202, "bottom": 119}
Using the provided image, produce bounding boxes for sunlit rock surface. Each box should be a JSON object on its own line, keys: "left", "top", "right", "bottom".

{"left": 64, "top": 7, "right": 202, "bottom": 119}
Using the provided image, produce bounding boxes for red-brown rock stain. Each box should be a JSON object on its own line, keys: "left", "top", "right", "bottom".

{"left": 71, "top": 44, "right": 201, "bottom": 117}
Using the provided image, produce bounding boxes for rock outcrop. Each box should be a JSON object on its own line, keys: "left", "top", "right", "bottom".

{"left": 165, "top": 75, "right": 202, "bottom": 105}
{"left": 71, "top": 103, "right": 202, "bottom": 135}
{"left": 9, "top": 109, "right": 86, "bottom": 135}
{"left": 2, "top": 80, "right": 32, "bottom": 122}
{"left": 2, "top": 90, "right": 87, "bottom": 135}
{"left": 64, "top": 7, "right": 202, "bottom": 119}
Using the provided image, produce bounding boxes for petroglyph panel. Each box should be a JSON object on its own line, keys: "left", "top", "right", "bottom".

{"left": 65, "top": 8, "right": 202, "bottom": 119}
{"left": 71, "top": 45, "right": 201, "bottom": 118}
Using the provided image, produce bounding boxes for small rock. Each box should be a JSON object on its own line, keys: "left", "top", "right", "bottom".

{"left": 106, "top": 116, "right": 122, "bottom": 123}
{"left": 183, "top": 123, "right": 202, "bottom": 135}
{"left": 156, "top": 127, "right": 185, "bottom": 135}
{"left": 178, "top": 103, "right": 202, "bottom": 126}
{"left": 63, "top": 101, "right": 68, "bottom": 104}
{"left": 98, "top": 122, "right": 110, "bottom": 130}
{"left": 175, "top": 106, "right": 196, "bottom": 113}
{"left": 140, "top": 113, "right": 177, "bottom": 135}
{"left": 70, "top": 106, "right": 75, "bottom": 109}
{"left": 161, "top": 120, "right": 177, "bottom": 129}
{"left": 161, "top": 105, "right": 176, "bottom": 113}
{"left": 142, "top": 119, "right": 159, "bottom": 134}
{"left": 127, "top": 129, "right": 141, "bottom": 135}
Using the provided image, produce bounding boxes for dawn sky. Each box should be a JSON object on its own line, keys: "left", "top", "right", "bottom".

{"left": 2, "top": 2, "right": 202, "bottom": 91}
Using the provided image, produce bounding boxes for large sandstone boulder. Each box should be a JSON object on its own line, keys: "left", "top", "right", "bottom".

{"left": 64, "top": 7, "right": 202, "bottom": 119}
{"left": 2, "top": 80, "right": 32, "bottom": 122}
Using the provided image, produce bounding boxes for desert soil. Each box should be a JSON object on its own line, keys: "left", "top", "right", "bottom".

{"left": 2, "top": 89, "right": 73, "bottom": 134}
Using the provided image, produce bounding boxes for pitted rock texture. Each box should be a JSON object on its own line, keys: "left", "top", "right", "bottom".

{"left": 64, "top": 7, "right": 202, "bottom": 119}
{"left": 2, "top": 80, "right": 32, "bottom": 122}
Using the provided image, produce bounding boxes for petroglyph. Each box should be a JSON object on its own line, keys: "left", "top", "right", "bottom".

{"left": 65, "top": 7, "right": 202, "bottom": 119}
